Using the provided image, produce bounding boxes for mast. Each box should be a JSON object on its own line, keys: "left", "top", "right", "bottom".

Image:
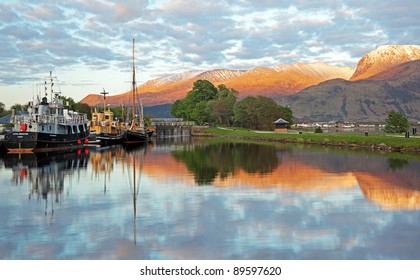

{"left": 131, "top": 38, "right": 136, "bottom": 129}
{"left": 100, "top": 88, "right": 109, "bottom": 112}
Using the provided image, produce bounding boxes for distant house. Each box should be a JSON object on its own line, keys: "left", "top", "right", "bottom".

{"left": 273, "top": 118, "right": 289, "bottom": 132}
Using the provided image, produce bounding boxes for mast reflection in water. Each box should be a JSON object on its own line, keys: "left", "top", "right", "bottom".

{"left": 0, "top": 139, "right": 420, "bottom": 260}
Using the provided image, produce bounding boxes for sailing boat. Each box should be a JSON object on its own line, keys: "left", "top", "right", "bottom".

{"left": 122, "top": 39, "right": 151, "bottom": 145}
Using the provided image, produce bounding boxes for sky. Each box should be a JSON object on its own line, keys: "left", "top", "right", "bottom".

{"left": 0, "top": 0, "right": 419, "bottom": 108}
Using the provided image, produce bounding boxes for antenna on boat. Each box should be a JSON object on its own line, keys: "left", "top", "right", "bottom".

{"left": 50, "top": 71, "right": 54, "bottom": 101}
{"left": 100, "top": 88, "right": 109, "bottom": 112}
{"left": 44, "top": 71, "right": 58, "bottom": 101}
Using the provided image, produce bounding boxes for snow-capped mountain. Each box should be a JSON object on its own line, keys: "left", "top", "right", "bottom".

{"left": 194, "top": 69, "right": 246, "bottom": 83}
{"left": 274, "top": 62, "right": 354, "bottom": 80}
{"left": 81, "top": 44, "right": 420, "bottom": 113}
{"left": 350, "top": 45, "right": 420, "bottom": 80}
{"left": 82, "top": 62, "right": 355, "bottom": 106}
{"left": 283, "top": 59, "right": 420, "bottom": 122}
{"left": 143, "top": 70, "right": 204, "bottom": 87}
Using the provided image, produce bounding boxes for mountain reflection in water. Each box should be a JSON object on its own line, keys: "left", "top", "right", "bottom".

{"left": 161, "top": 141, "right": 420, "bottom": 209}
{"left": 0, "top": 139, "right": 419, "bottom": 259}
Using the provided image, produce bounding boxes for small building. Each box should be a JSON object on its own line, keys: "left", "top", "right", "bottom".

{"left": 273, "top": 118, "right": 289, "bottom": 133}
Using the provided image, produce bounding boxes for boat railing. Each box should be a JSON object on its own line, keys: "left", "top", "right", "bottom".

{"left": 14, "top": 114, "right": 88, "bottom": 124}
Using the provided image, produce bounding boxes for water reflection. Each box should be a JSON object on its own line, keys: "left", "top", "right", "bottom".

{"left": 0, "top": 139, "right": 420, "bottom": 259}
{"left": 3, "top": 151, "right": 89, "bottom": 219}
{"left": 162, "top": 140, "right": 420, "bottom": 210}
{"left": 172, "top": 142, "right": 280, "bottom": 184}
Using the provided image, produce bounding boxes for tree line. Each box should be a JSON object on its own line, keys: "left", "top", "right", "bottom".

{"left": 2, "top": 80, "right": 411, "bottom": 134}
{"left": 170, "top": 79, "right": 294, "bottom": 130}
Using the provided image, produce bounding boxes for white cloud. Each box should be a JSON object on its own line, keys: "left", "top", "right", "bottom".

{"left": 0, "top": 0, "right": 419, "bottom": 107}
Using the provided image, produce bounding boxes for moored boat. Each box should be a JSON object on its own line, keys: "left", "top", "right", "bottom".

{"left": 90, "top": 89, "right": 126, "bottom": 146}
{"left": 3, "top": 72, "right": 90, "bottom": 153}
{"left": 122, "top": 39, "right": 153, "bottom": 146}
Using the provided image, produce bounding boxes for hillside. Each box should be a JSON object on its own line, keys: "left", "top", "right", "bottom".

{"left": 80, "top": 44, "right": 420, "bottom": 122}
{"left": 81, "top": 63, "right": 354, "bottom": 107}
{"left": 282, "top": 60, "right": 420, "bottom": 122}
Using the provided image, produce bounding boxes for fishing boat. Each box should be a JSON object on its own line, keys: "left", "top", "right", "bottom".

{"left": 122, "top": 39, "right": 153, "bottom": 146}
{"left": 3, "top": 72, "right": 90, "bottom": 153}
{"left": 90, "top": 89, "right": 126, "bottom": 146}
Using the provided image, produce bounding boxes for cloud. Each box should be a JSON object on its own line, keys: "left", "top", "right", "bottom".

{"left": 0, "top": 0, "right": 419, "bottom": 107}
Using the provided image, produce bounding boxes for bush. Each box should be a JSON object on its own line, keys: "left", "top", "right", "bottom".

{"left": 314, "top": 126, "right": 323, "bottom": 133}
{"left": 384, "top": 111, "right": 409, "bottom": 133}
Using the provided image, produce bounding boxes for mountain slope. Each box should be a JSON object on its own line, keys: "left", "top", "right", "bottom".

{"left": 282, "top": 60, "right": 420, "bottom": 122}
{"left": 224, "top": 63, "right": 353, "bottom": 99}
{"left": 81, "top": 63, "right": 354, "bottom": 107}
{"left": 350, "top": 45, "right": 420, "bottom": 80}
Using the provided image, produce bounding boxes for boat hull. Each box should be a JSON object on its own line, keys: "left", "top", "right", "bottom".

{"left": 3, "top": 131, "right": 88, "bottom": 153}
{"left": 97, "top": 131, "right": 126, "bottom": 146}
{"left": 123, "top": 130, "right": 148, "bottom": 145}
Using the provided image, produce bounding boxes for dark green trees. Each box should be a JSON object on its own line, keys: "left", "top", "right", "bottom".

{"left": 0, "top": 102, "right": 6, "bottom": 117}
{"left": 233, "top": 96, "right": 293, "bottom": 130}
{"left": 208, "top": 85, "right": 238, "bottom": 126}
{"left": 171, "top": 80, "right": 237, "bottom": 125}
{"left": 384, "top": 111, "right": 409, "bottom": 133}
{"left": 171, "top": 79, "right": 294, "bottom": 129}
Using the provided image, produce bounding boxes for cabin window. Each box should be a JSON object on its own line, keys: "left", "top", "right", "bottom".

{"left": 73, "top": 126, "right": 77, "bottom": 133}
{"left": 49, "top": 126, "right": 52, "bottom": 131}
{"left": 67, "top": 126, "right": 71, "bottom": 134}
{"left": 41, "top": 126, "right": 44, "bottom": 131}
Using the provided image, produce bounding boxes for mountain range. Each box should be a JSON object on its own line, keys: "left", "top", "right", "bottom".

{"left": 81, "top": 45, "right": 420, "bottom": 122}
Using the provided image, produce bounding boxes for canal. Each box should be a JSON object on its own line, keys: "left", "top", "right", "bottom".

{"left": 0, "top": 138, "right": 419, "bottom": 259}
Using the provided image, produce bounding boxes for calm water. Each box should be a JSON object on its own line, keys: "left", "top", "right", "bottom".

{"left": 1, "top": 138, "right": 420, "bottom": 260}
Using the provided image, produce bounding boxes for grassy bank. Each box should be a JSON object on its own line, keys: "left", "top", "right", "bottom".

{"left": 198, "top": 127, "right": 420, "bottom": 153}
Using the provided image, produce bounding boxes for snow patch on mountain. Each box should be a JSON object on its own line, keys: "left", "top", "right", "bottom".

{"left": 143, "top": 70, "right": 204, "bottom": 87}
{"left": 351, "top": 45, "right": 420, "bottom": 80}
{"left": 274, "top": 62, "right": 354, "bottom": 80}
{"left": 195, "top": 69, "right": 246, "bottom": 82}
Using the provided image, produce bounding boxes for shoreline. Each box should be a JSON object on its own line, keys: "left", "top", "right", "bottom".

{"left": 195, "top": 127, "right": 420, "bottom": 154}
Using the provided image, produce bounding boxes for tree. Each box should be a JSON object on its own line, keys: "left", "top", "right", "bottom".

{"left": 384, "top": 111, "right": 409, "bottom": 133}
{"left": 11, "top": 103, "right": 29, "bottom": 112}
{"left": 0, "top": 102, "right": 7, "bottom": 117}
{"left": 73, "top": 102, "right": 92, "bottom": 119}
{"left": 208, "top": 85, "right": 237, "bottom": 126}
{"left": 233, "top": 96, "right": 253, "bottom": 128}
{"left": 59, "top": 96, "right": 76, "bottom": 108}
{"left": 170, "top": 99, "right": 187, "bottom": 119}
{"left": 278, "top": 105, "right": 294, "bottom": 127}
{"left": 170, "top": 80, "right": 219, "bottom": 124}
{"left": 233, "top": 96, "right": 293, "bottom": 130}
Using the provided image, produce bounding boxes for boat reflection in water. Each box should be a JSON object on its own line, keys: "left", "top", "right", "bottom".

{"left": 89, "top": 144, "right": 148, "bottom": 245}
{"left": 4, "top": 150, "right": 89, "bottom": 220}
{"left": 1, "top": 138, "right": 420, "bottom": 260}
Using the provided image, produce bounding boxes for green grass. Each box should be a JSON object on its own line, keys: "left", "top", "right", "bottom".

{"left": 200, "top": 127, "right": 420, "bottom": 152}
